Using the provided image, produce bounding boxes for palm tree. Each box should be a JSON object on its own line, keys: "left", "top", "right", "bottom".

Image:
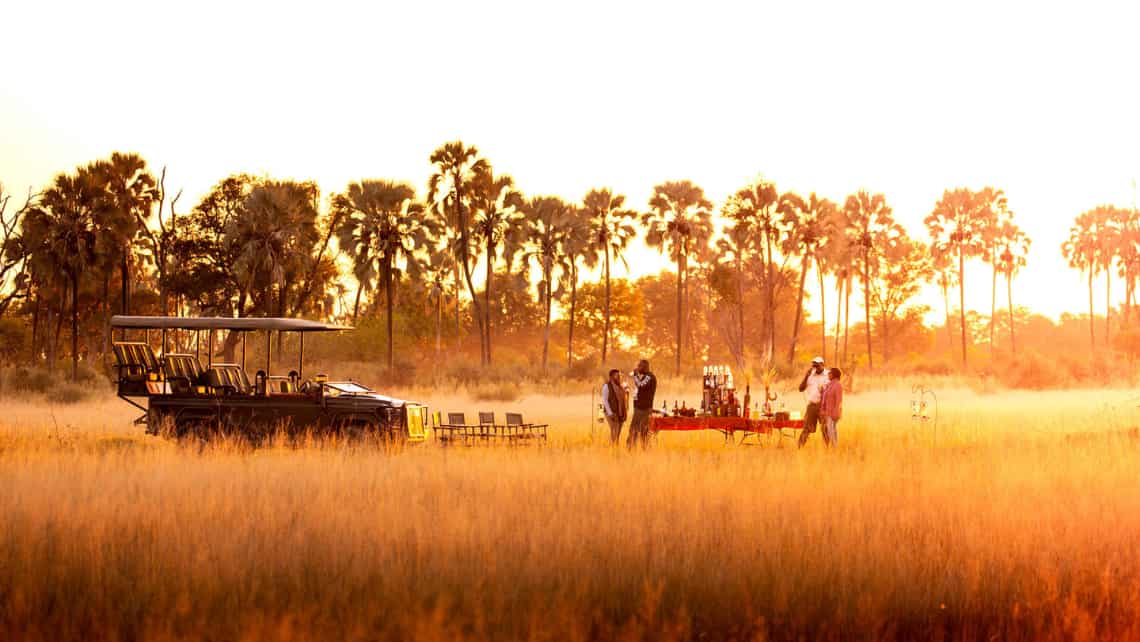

{"left": 90, "top": 153, "right": 157, "bottom": 318}
{"left": 228, "top": 181, "right": 320, "bottom": 328}
{"left": 723, "top": 179, "right": 781, "bottom": 366}
{"left": 562, "top": 207, "right": 594, "bottom": 368}
{"left": 521, "top": 196, "right": 574, "bottom": 372}
{"left": 779, "top": 192, "right": 838, "bottom": 364}
{"left": 997, "top": 222, "right": 1030, "bottom": 356}
{"left": 582, "top": 188, "right": 638, "bottom": 362}
{"left": 924, "top": 188, "right": 993, "bottom": 369}
{"left": 1063, "top": 209, "right": 1106, "bottom": 354}
{"left": 929, "top": 245, "right": 959, "bottom": 358}
{"left": 845, "top": 191, "right": 895, "bottom": 370}
{"left": 471, "top": 170, "right": 524, "bottom": 365}
{"left": 642, "top": 180, "right": 713, "bottom": 375}
{"left": 427, "top": 141, "right": 491, "bottom": 366}
{"left": 714, "top": 217, "right": 754, "bottom": 370}
{"left": 979, "top": 190, "right": 1011, "bottom": 360}
{"left": 22, "top": 169, "right": 102, "bottom": 381}
{"left": 333, "top": 180, "right": 437, "bottom": 369}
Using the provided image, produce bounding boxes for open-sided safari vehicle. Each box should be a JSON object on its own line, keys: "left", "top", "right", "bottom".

{"left": 110, "top": 315, "right": 429, "bottom": 442}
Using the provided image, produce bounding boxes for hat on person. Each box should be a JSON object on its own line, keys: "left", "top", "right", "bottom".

{"left": 811, "top": 356, "right": 825, "bottom": 365}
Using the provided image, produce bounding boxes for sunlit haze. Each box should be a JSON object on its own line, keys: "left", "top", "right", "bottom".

{"left": 4, "top": 0, "right": 1140, "bottom": 322}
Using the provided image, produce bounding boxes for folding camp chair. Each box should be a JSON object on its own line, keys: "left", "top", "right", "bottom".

{"left": 506, "top": 412, "right": 548, "bottom": 442}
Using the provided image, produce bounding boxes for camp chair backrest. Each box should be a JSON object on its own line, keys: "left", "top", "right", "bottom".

{"left": 447, "top": 412, "right": 466, "bottom": 426}
{"left": 505, "top": 413, "right": 524, "bottom": 426}
{"left": 164, "top": 354, "right": 203, "bottom": 382}
{"left": 431, "top": 411, "right": 442, "bottom": 427}
{"left": 478, "top": 411, "right": 495, "bottom": 425}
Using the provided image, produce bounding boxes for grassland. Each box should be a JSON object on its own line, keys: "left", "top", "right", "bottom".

{"left": 1, "top": 383, "right": 1139, "bottom": 641}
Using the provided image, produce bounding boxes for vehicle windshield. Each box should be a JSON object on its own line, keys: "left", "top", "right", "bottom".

{"left": 325, "top": 382, "right": 373, "bottom": 395}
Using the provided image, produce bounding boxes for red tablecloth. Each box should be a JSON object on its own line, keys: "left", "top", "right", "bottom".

{"left": 651, "top": 416, "right": 804, "bottom": 433}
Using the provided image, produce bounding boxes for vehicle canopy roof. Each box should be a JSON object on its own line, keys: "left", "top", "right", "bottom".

{"left": 110, "top": 315, "right": 352, "bottom": 332}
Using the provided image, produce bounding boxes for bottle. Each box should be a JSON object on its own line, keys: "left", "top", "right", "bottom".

{"left": 743, "top": 384, "right": 751, "bottom": 419}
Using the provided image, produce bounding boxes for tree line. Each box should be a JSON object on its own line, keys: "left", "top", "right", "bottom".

{"left": 1, "top": 141, "right": 1130, "bottom": 383}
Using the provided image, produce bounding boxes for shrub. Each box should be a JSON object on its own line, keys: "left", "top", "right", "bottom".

{"left": 46, "top": 382, "right": 90, "bottom": 404}
{"left": 470, "top": 381, "right": 522, "bottom": 402}
{"left": 10, "top": 367, "right": 56, "bottom": 394}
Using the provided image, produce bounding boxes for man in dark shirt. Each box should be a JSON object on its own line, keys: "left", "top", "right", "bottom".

{"left": 627, "top": 359, "right": 657, "bottom": 449}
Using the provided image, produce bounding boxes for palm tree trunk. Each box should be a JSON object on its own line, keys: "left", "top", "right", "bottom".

{"left": 766, "top": 230, "right": 776, "bottom": 366}
{"left": 674, "top": 251, "right": 683, "bottom": 375}
{"left": 386, "top": 263, "right": 394, "bottom": 370}
{"left": 455, "top": 185, "right": 485, "bottom": 367}
{"left": 737, "top": 253, "right": 745, "bottom": 370}
{"left": 882, "top": 308, "right": 889, "bottom": 364}
{"left": 1105, "top": 268, "right": 1111, "bottom": 347}
{"left": 484, "top": 238, "right": 494, "bottom": 366}
{"left": 1007, "top": 266, "right": 1015, "bottom": 357}
{"left": 542, "top": 260, "right": 552, "bottom": 372}
{"left": 788, "top": 248, "right": 809, "bottom": 363}
{"left": 1089, "top": 269, "right": 1095, "bottom": 354}
{"left": 603, "top": 243, "right": 611, "bottom": 361}
{"left": 833, "top": 271, "right": 843, "bottom": 362}
{"left": 958, "top": 244, "right": 967, "bottom": 369}
{"left": 71, "top": 271, "right": 80, "bottom": 382}
{"left": 943, "top": 280, "right": 953, "bottom": 357}
{"left": 843, "top": 272, "right": 851, "bottom": 365}
{"left": 121, "top": 249, "right": 130, "bottom": 318}
{"left": 568, "top": 262, "right": 578, "bottom": 369}
{"left": 990, "top": 247, "right": 997, "bottom": 361}
{"left": 864, "top": 248, "right": 873, "bottom": 370}
{"left": 352, "top": 282, "right": 363, "bottom": 323}
{"left": 435, "top": 290, "right": 442, "bottom": 366}
{"left": 818, "top": 259, "right": 826, "bottom": 362}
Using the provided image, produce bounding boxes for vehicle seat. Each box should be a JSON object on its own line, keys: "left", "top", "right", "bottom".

{"left": 267, "top": 376, "right": 294, "bottom": 394}
{"left": 163, "top": 354, "right": 203, "bottom": 393}
{"left": 206, "top": 364, "right": 251, "bottom": 395}
{"left": 113, "top": 342, "right": 160, "bottom": 382}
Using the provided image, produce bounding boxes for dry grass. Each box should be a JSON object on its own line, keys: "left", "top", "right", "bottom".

{"left": 1, "top": 385, "right": 1139, "bottom": 641}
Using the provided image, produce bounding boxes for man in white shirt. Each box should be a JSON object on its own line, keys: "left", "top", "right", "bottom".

{"left": 797, "top": 356, "right": 830, "bottom": 448}
{"left": 600, "top": 368, "right": 628, "bottom": 445}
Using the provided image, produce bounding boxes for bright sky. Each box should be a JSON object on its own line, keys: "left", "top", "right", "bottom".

{"left": 3, "top": 1, "right": 1140, "bottom": 324}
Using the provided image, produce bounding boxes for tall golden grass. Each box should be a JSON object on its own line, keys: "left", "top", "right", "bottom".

{"left": 1, "top": 384, "right": 1139, "bottom": 641}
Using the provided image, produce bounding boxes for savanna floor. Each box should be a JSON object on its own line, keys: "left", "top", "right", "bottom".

{"left": 1, "top": 383, "right": 1139, "bottom": 641}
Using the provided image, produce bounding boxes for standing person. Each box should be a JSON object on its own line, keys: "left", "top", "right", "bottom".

{"left": 819, "top": 367, "right": 844, "bottom": 447}
{"left": 600, "top": 369, "right": 628, "bottom": 445}
{"left": 627, "top": 359, "right": 657, "bottom": 449}
{"left": 797, "top": 356, "right": 830, "bottom": 448}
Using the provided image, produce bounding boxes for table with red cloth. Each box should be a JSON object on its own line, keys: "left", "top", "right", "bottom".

{"left": 650, "top": 415, "right": 804, "bottom": 444}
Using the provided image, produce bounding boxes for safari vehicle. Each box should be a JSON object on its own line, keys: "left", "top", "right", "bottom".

{"left": 110, "top": 315, "right": 429, "bottom": 442}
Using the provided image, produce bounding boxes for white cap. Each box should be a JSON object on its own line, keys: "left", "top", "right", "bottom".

{"left": 811, "top": 356, "right": 824, "bottom": 365}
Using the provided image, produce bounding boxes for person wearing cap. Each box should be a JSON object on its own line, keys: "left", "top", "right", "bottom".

{"left": 797, "top": 356, "right": 830, "bottom": 448}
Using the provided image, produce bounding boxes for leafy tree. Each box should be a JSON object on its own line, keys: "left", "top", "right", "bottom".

{"left": 0, "top": 183, "right": 35, "bottom": 315}
{"left": 572, "top": 278, "right": 645, "bottom": 355}
{"left": 427, "top": 141, "right": 491, "bottom": 366}
{"left": 925, "top": 187, "right": 996, "bottom": 369}
{"left": 867, "top": 230, "right": 931, "bottom": 363}
{"left": 562, "top": 207, "right": 594, "bottom": 368}
{"left": 643, "top": 181, "right": 713, "bottom": 374}
{"left": 333, "top": 180, "right": 438, "bottom": 368}
{"left": 582, "top": 188, "right": 638, "bottom": 361}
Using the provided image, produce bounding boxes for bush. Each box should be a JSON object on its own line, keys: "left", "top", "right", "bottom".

{"left": 46, "top": 382, "right": 90, "bottom": 404}
{"left": 10, "top": 367, "right": 56, "bottom": 394}
{"left": 470, "top": 381, "right": 522, "bottom": 402}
